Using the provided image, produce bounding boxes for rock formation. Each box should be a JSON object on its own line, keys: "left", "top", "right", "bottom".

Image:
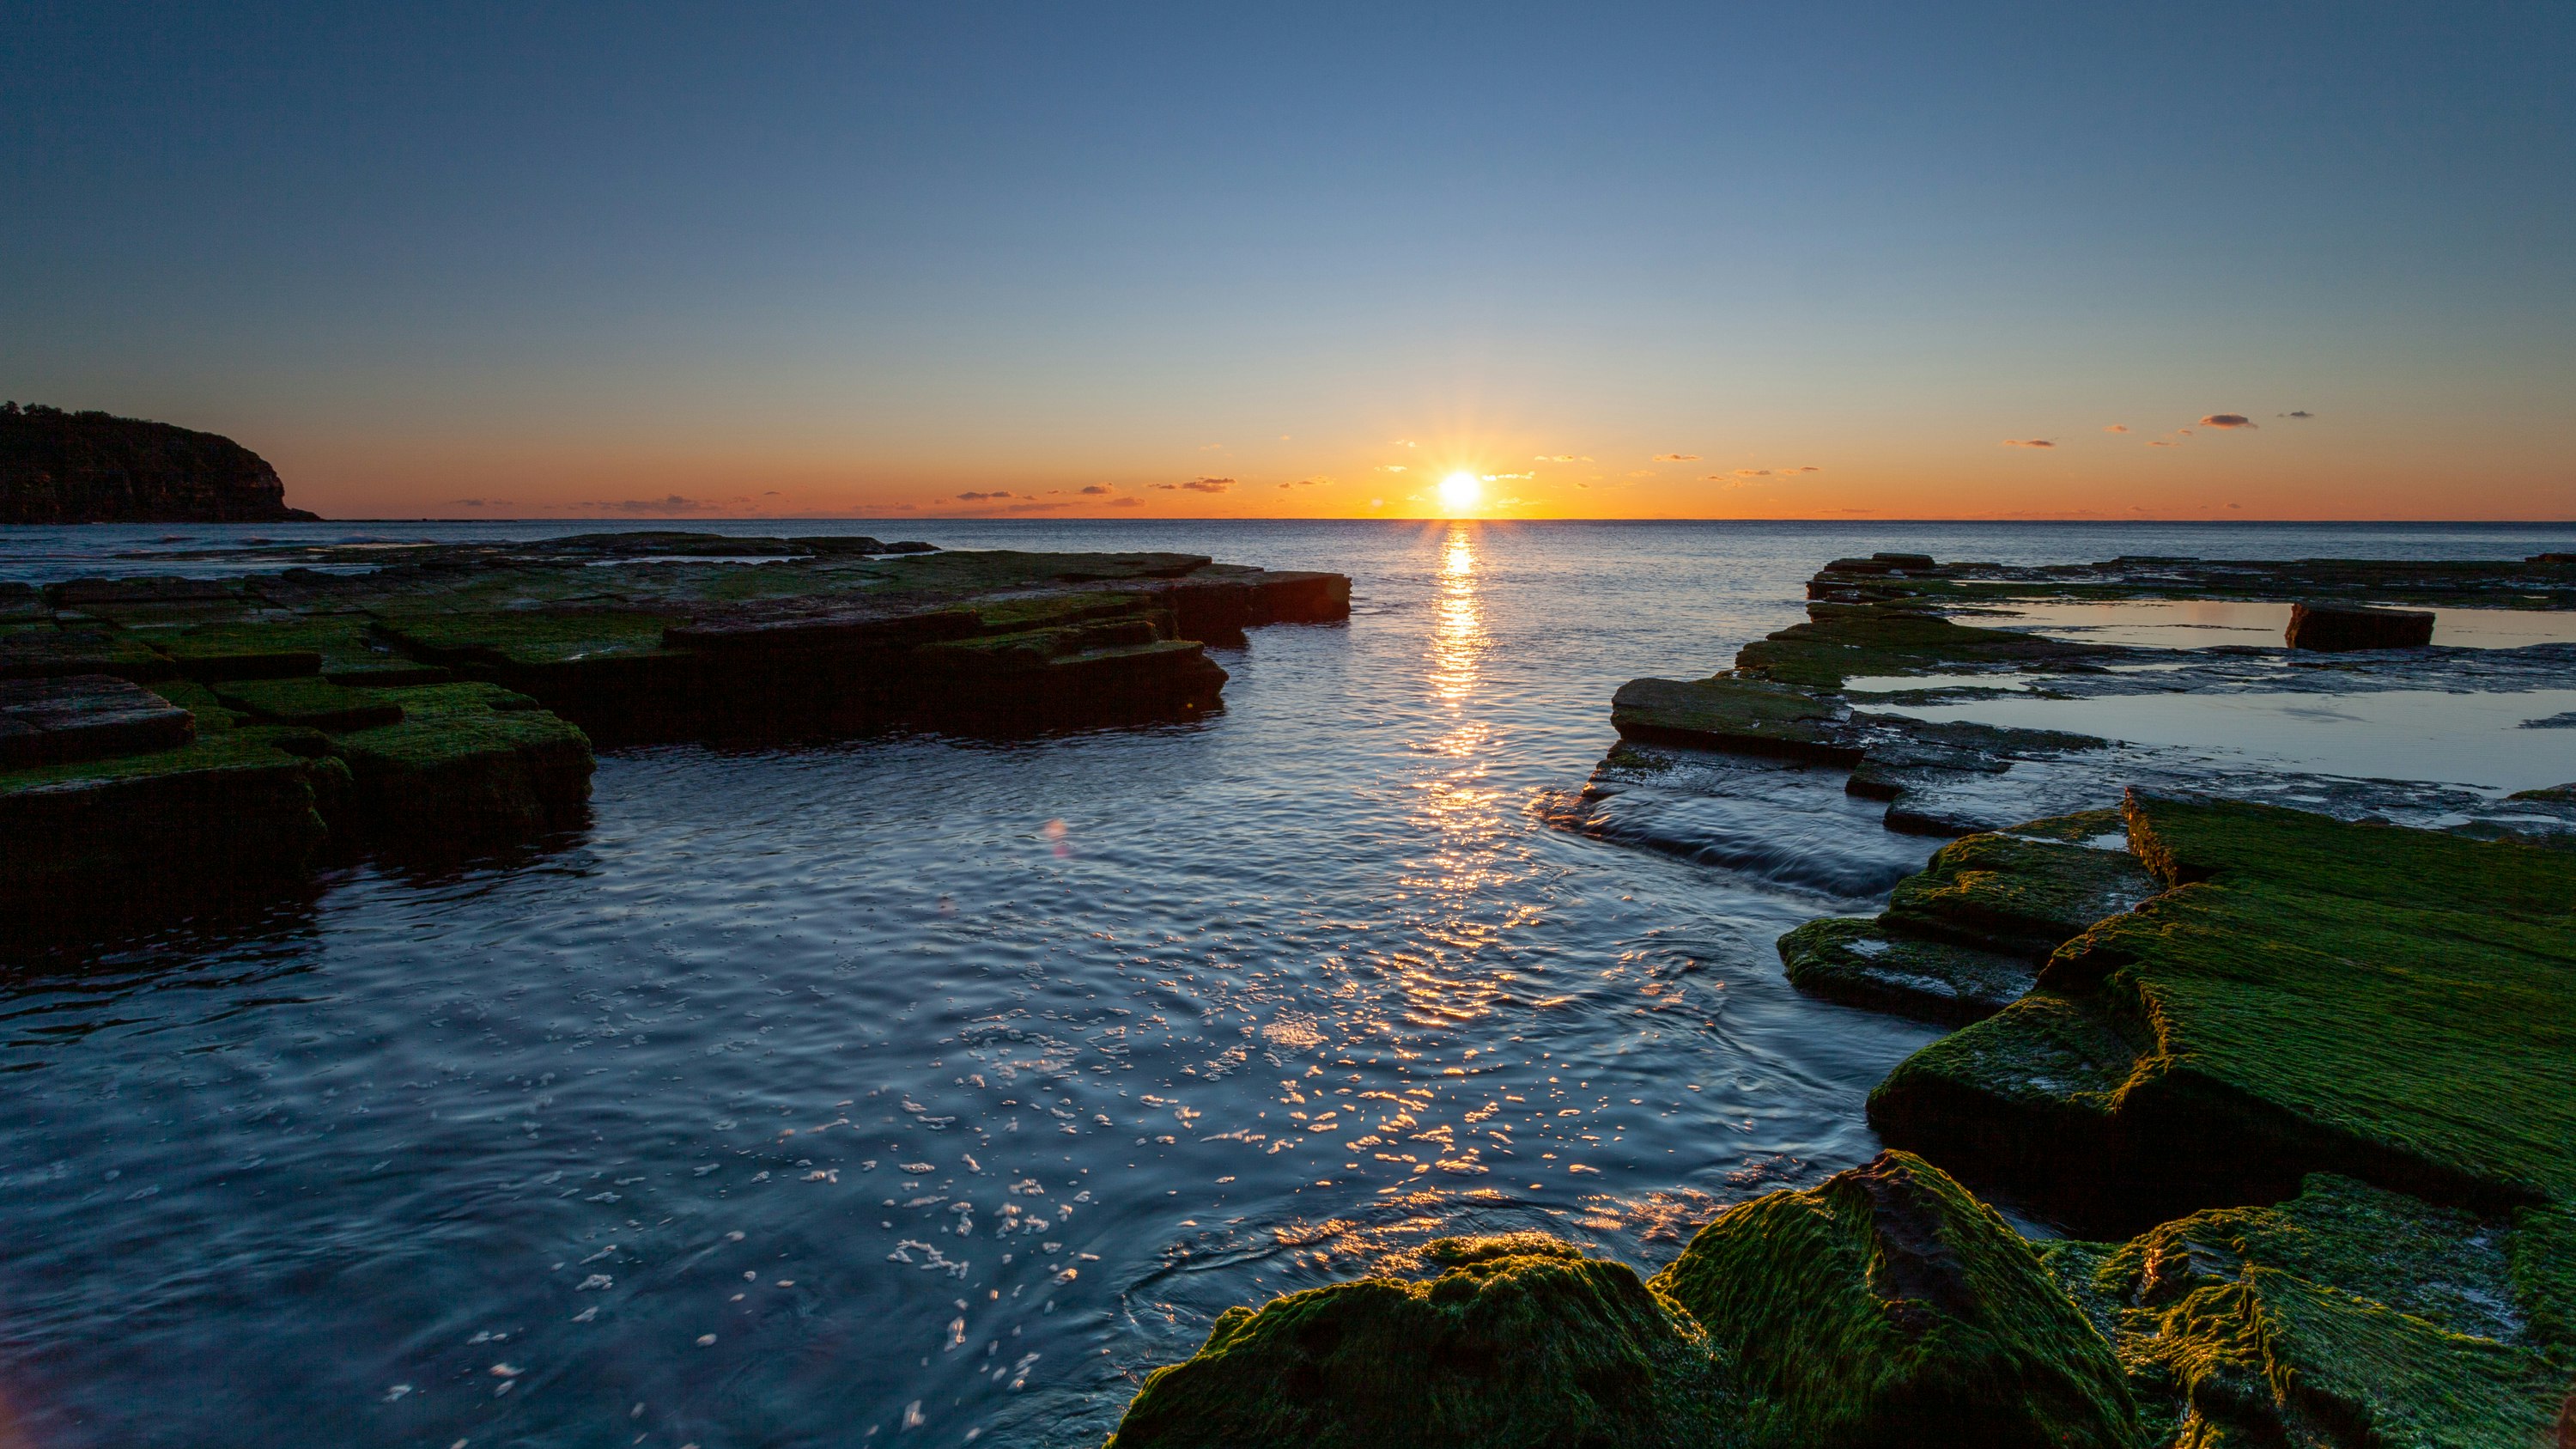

{"left": 0, "top": 403, "right": 318, "bottom": 523}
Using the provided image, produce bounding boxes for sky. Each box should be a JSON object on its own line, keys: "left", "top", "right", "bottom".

{"left": 3, "top": 3, "right": 2571, "bottom": 521}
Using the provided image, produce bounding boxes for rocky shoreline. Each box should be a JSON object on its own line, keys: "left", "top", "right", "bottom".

{"left": 1105, "top": 554, "right": 2576, "bottom": 1447}
{"left": 0, "top": 533, "right": 1348, "bottom": 932}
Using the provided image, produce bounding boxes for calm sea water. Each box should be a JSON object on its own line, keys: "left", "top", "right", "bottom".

{"left": 3, "top": 520, "right": 2570, "bottom": 1449}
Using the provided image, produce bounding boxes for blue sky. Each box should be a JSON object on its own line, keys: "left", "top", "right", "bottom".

{"left": 5, "top": 3, "right": 2570, "bottom": 518}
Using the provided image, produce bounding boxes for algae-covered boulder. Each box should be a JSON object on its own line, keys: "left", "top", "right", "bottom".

{"left": 1649, "top": 1151, "right": 2136, "bottom": 1449}
{"left": 1872, "top": 792, "right": 2576, "bottom": 1227}
{"left": 2045, "top": 1173, "right": 2574, "bottom": 1447}
{"left": 1105, "top": 1236, "right": 1737, "bottom": 1449}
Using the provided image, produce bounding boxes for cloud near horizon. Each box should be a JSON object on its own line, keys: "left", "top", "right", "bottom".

{"left": 1078, "top": 484, "right": 1113, "bottom": 495}
{"left": 1653, "top": 453, "right": 1700, "bottom": 462}
{"left": 1534, "top": 454, "right": 1593, "bottom": 463}
{"left": 2002, "top": 439, "right": 2055, "bottom": 448}
{"left": 2200, "top": 414, "right": 2257, "bottom": 429}
{"left": 594, "top": 494, "right": 720, "bottom": 514}
{"left": 1152, "top": 477, "right": 1231, "bottom": 493}
{"left": 955, "top": 490, "right": 1013, "bottom": 501}
{"left": 2283, "top": 410, "right": 2314, "bottom": 418}
{"left": 2104, "top": 423, "right": 2129, "bottom": 433}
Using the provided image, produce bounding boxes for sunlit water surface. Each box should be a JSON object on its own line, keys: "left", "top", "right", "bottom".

{"left": 3, "top": 521, "right": 2570, "bottom": 1449}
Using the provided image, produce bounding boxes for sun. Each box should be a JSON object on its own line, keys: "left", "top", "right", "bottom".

{"left": 1437, "top": 471, "right": 1482, "bottom": 515}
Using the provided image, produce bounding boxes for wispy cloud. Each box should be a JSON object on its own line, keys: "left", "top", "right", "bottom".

{"left": 2146, "top": 440, "right": 2179, "bottom": 447}
{"left": 2002, "top": 439, "right": 2056, "bottom": 448}
{"left": 1533, "top": 454, "right": 1593, "bottom": 463}
{"left": 955, "top": 490, "right": 1014, "bottom": 501}
{"left": 446, "top": 497, "right": 514, "bottom": 508}
{"left": 1391, "top": 439, "right": 1419, "bottom": 448}
{"left": 1653, "top": 453, "right": 1701, "bottom": 462}
{"left": 1078, "top": 484, "right": 1114, "bottom": 496}
{"left": 593, "top": 495, "right": 720, "bottom": 514}
{"left": 1152, "top": 477, "right": 1231, "bottom": 494}
{"left": 2199, "top": 414, "right": 2257, "bottom": 429}
{"left": 1378, "top": 465, "right": 1408, "bottom": 473}
{"left": 2103, "top": 424, "right": 2129, "bottom": 434}
{"left": 2281, "top": 410, "right": 2313, "bottom": 419}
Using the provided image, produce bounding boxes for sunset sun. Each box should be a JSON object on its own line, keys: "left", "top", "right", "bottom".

{"left": 1437, "top": 471, "right": 1482, "bottom": 515}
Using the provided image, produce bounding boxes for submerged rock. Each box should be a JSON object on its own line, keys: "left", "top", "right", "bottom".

{"left": 1871, "top": 792, "right": 2576, "bottom": 1228}
{"left": 1650, "top": 1150, "right": 2136, "bottom": 1449}
{"left": 1104, "top": 1236, "right": 1738, "bottom": 1449}
{"left": 2286, "top": 600, "right": 2436, "bottom": 651}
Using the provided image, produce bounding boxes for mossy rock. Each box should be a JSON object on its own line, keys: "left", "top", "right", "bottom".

{"left": 213, "top": 676, "right": 404, "bottom": 730}
{"left": 1106, "top": 1237, "right": 1738, "bottom": 1449}
{"left": 0, "top": 627, "right": 176, "bottom": 682}
{"left": 1773, "top": 809, "right": 2148, "bottom": 1023}
{"left": 1649, "top": 1150, "right": 2136, "bottom": 1449}
{"left": 1881, "top": 810, "right": 2160, "bottom": 958}
{"left": 2050, "top": 1176, "right": 2576, "bottom": 1446}
{"left": 0, "top": 728, "right": 333, "bottom": 922}
{"left": 373, "top": 609, "right": 680, "bottom": 667}
{"left": 1872, "top": 794, "right": 2576, "bottom": 1226}
{"left": 328, "top": 683, "right": 592, "bottom": 836}
{"left": 1777, "top": 916, "right": 2038, "bottom": 1025}
{"left": 1733, "top": 604, "right": 2119, "bottom": 688}
{"left": 141, "top": 614, "right": 440, "bottom": 683}
{"left": 1609, "top": 676, "right": 1856, "bottom": 763}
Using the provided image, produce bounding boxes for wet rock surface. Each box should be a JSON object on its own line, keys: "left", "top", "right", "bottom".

{"left": 2286, "top": 600, "right": 2435, "bottom": 651}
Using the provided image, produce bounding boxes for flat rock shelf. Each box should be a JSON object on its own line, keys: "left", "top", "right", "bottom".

{"left": 0, "top": 533, "right": 1349, "bottom": 931}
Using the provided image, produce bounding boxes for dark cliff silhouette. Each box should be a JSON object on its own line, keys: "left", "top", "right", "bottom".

{"left": 1, "top": 403, "right": 319, "bottom": 523}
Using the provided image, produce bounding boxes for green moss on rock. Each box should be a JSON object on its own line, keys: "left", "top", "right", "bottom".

{"left": 1649, "top": 1150, "right": 2136, "bottom": 1449}
{"left": 373, "top": 609, "right": 680, "bottom": 667}
{"left": 1734, "top": 604, "right": 2119, "bottom": 689}
{"left": 0, "top": 728, "right": 331, "bottom": 922}
{"left": 1609, "top": 676, "right": 1856, "bottom": 763}
{"left": 1106, "top": 1238, "right": 1737, "bottom": 1449}
{"left": 1882, "top": 812, "right": 2160, "bottom": 958}
{"left": 2058, "top": 1176, "right": 2575, "bottom": 1447}
{"left": 1872, "top": 793, "right": 2576, "bottom": 1226}
{"left": 212, "top": 675, "right": 405, "bottom": 729}
{"left": 1777, "top": 916, "right": 2039, "bottom": 1025}
{"left": 329, "top": 683, "right": 592, "bottom": 835}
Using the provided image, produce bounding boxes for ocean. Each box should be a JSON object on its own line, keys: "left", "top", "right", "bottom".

{"left": 3, "top": 518, "right": 2571, "bottom": 1448}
